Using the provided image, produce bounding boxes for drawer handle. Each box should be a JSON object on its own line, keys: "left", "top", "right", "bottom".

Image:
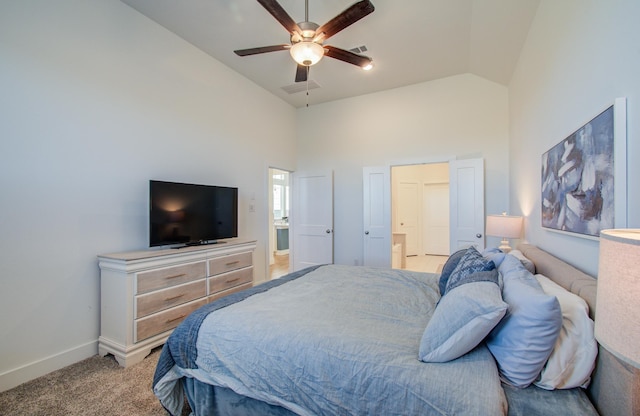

{"left": 225, "top": 261, "right": 240, "bottom": 266}
{"left": 165, "top": 273, "right": 186, "bottom": 280}
{"left": 225, "top": 277, "right": 240, "bottom": 284}
{"left": 164, "top": 294, "right": 184, "bottom": 302}
{"left": 166, "top": 314, "right": 186, "bottom": 324}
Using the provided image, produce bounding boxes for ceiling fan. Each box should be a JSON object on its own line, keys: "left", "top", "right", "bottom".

{"left": 234, "top": 0, "right": 375, "bottom": 83}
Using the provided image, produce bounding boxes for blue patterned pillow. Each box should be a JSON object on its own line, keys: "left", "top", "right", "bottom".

{"left": 438, "top": 249, "right": 467, "bottom": 295}
{"left": 443, "top": 247, "right": 496, "bottom": 295}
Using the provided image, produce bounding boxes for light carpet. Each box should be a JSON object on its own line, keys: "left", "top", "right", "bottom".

{"left": 0, "top": 348, "right": 190, "bottom": 415}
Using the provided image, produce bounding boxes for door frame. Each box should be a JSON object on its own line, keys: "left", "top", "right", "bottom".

{"left": 266, "top": 166, "right": 293, "bottom": 281}
{"left": 365, "top": 157, "right": 484, "bottom": 267}
{"left": 392, "top": 161, "right": 451, "bottom": 257}
{"left": 364, "top": 156, "right": 453, "bottom": 267}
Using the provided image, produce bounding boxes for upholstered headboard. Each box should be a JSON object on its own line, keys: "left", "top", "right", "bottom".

{"left": 518, "top": 244, "right": 640, "bottom": 416}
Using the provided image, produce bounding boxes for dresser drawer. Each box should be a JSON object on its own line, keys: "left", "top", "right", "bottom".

{"left": 208, "top": 282, "right": 252, "bottom": 303}
{"left": 135, "top": 298, "right": 207, "bottom": 342}
{"left": 208, "top": 267, "right": 253, "bottom": 294}
{"left": 135, "top": 279, "right": 206, "bottom": 319}
{"left": 137, "top": 261, "right": 206, "bottom": 294}
{"left": 209, "top": 252, "right": 252, "bottom": 276}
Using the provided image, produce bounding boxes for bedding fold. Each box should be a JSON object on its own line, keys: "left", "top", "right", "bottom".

{"left": 153, "top": 265, "right": 323, "bottom": 386}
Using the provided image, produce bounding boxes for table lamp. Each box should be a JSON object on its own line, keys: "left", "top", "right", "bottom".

{"left": 595, "top": 229, "right": 640, "bottom": 368}
{"left": 486, "top": 213, "right": 523, "bottom": 253}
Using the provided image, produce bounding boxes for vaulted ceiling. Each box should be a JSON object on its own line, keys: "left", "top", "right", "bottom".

{"left": 121, "top": 0, "right": 540, "bottom": 108}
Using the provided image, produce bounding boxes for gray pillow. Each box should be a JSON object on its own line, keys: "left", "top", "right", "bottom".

{"left": 508, "top": 250, "right": 535, "bottom": 274}
{"left": 419, "top": 277, "right": 507, "bottom": 363}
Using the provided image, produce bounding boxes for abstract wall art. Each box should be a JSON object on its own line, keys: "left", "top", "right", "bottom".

{"left": 541, "top": 98, "right": 627, "bottom": 238}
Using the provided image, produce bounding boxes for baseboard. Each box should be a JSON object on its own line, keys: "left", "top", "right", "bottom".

{"left": 0, "top": 340, "right": 98, "bottom": 393}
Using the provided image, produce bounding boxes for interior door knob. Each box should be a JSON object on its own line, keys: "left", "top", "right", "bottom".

{"left": 365, "top": 231, "right": 369, "bottom": 235}
{"left": 476, "top": 233, "right": 482, "bottom": 238}
{"left": 326, "top": 229, "right": 331, "bottom": 234}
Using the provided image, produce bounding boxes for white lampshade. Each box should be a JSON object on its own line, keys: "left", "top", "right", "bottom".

{"left": 595, "top": 229, "right": 640, "bottom": 368}
{"left": 289, "top": 41, "right": 324, "bottom": 66}
{"left": 486, "top": 214, "right": 523, "bottom": 252}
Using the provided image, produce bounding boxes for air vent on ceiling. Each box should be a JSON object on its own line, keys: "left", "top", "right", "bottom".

{"left": 349, "top": 45, "right": 368, "bottom": 54}
{"left": 281, "top": 80, "right": 321, "bottom": 95}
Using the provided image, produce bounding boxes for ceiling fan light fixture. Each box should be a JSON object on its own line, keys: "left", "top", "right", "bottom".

{"left": 362, "top": 61, "right": 374, "bottom": 71}
{"left": 290, "top": 41, "right": 324, "bottom": 66}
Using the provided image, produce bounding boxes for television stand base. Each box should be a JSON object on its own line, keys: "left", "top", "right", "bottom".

{"left": 170, "top": 240, "right": 228, "bottom": 249}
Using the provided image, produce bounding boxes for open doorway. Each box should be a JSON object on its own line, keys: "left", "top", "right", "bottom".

{"left": 391, "top": 163, "right": 450, "bottom": 273}
{"left": 268, "top": 168, "right": 291, "bottom": 279}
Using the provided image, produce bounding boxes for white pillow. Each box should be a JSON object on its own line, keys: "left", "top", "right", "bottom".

{"left": 534, "top": 274, "right": 598, "bottom": 390}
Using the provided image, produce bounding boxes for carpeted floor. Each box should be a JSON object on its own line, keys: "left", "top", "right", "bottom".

{"left": 0, "top": 348, "right": 190, "bottom": 415}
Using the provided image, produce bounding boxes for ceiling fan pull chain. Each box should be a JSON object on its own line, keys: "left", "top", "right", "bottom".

{"left": 306, "top": 67, "right": 310, "bottom": 107}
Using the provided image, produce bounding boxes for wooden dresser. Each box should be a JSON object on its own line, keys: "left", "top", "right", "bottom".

{"left": 98, "top": 239, "right": 256, "bottom": 367}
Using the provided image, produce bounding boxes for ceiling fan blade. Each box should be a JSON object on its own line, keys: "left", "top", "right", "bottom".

{"left": 324, "top": 45, "right": 372, "bottom": 68}
{"left": 234, "top": 44, "right": 289, "bottom": 56}
{"left": 257, "top": 0, "right": 302, "bottom": 34}
{"left": 295, "top": 65, "right": 308, "bottom": 83}
{"left": 315, "top": 0, "right": 375, "bottom": 41}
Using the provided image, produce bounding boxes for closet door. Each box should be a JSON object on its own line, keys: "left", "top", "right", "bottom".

{"left": 396, "top": 181, "right": 420, "bottom": 256}
{"left": 363, "top": 166, "right": 391, "bottom": 268}
{"left": 449, "top": 158, "right": 485, "bottom": 252}
{"left": 423, "top": 182, "right": 450, "bottom": 255}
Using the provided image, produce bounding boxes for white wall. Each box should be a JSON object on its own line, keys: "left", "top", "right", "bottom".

{"left": 509, "top": 0, "right": 640, "bottom": 276}
{"left": 0, "top": 0, "right": 297, "bottom": 391}
{"left": 296, "top": 74, "right": 510, "bottom": 266}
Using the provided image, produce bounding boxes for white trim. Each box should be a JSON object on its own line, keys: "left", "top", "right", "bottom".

{"left": 265, "top": 166, "right": 293, "bottom": 282}
{"left": 386, "top": 154, "right": 456, "bottom": 168}
{"left": 614, "top": 96, "right": 628, "bottom": 228}
{"left": 0, "top": 340, "right": 98, "bottom": 393}
{"left": 544, "top": 226, "right": 599, "bottom": 241}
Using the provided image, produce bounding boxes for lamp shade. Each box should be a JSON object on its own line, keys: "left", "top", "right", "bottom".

{"left": 486, "top": 214, "right": 523, "bottom": 239}
{"left": 289, "top": 41, "right": 324, "bottom": 66}
{"left": 595, "top": 229, "right": 640, "bottom": 368}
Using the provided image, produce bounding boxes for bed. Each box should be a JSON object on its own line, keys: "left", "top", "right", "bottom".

{"left": 153, "top": 244, "right": 639, "bottom": 416}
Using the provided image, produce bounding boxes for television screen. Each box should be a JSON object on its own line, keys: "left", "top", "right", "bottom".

{"left": 149, "top": 180, "right": 238, "bottom": 247}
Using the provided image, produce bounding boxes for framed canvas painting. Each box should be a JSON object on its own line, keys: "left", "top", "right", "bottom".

{"left": 541, "top": 98, "right": 627, "bottom": 238}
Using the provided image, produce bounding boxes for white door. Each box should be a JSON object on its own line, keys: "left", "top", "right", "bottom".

{"left": 363, "top": 167, "right": 391, "bottom": 268}
{"left": 423, "top": 183, "right": 450, "bottom": 255}
{"left": 291, "top": 171, "right": 333, "bottom": 271}
{"left": 397, "top": 181, "right": 420, "bottom": 256}
{"left": 449, "top": 159, "right": 485, "bottom": 252}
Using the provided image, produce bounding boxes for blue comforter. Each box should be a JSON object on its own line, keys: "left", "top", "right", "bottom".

{"left": 154, "top": 265, "right": 508, "bottom": 415}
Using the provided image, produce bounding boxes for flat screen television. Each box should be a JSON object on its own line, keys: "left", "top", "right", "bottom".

{"left": 149, "top": 180, "right": 238, "bottom": 247}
